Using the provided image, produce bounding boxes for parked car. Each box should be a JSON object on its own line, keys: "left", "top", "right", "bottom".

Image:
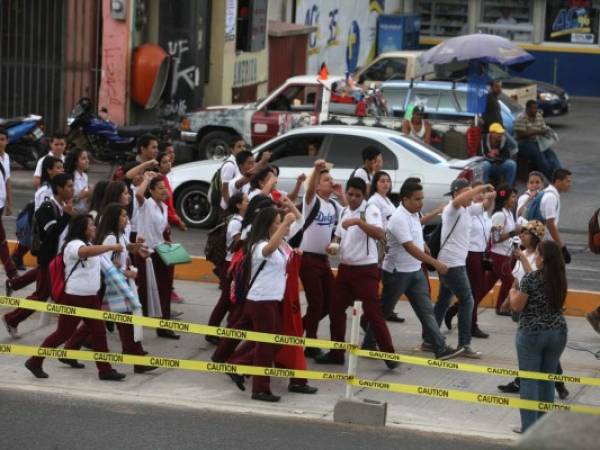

{"left": 168, "top": 125, "right": 484, "bottom": 228}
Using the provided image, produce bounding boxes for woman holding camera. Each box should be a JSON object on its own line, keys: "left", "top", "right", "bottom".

{"left": 509, "top": 240, "right": 568, "bottom": 433}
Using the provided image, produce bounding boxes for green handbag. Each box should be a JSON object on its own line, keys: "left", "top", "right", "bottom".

{"left": 155, "top": 243, "right": 192, "bottom": 266}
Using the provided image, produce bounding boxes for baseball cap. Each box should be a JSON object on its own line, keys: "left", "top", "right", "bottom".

{"left": 413, "top": 105, "right": 425, "bottom": 114}
{"left": 445, "top": 178, "right": 471, "bottom": 196}
{"left": 489, "top": 123, "right": 505, "bottom": 134}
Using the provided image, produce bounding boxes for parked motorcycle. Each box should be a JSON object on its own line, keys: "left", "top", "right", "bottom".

{"left": 66, "top": 98, "right": 176, "bottom": 165}
{"left": 0, "top": 114, "right": 45, "bottom": 169}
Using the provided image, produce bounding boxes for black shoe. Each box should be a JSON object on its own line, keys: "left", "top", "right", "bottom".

{"left": 304, "top": 347, "right": 323, "bottom": 359}
{"left": 5, "top": 279, "right": 13, "bottom": 297}
{"left": 227, "top": 373, "right": 246, "bottom": 391}
{"left": 25, "top": 359, "right": 48, "bottom": 378}
{"left": 386, "top": 313, "right": 405, "bottom": 323}
{"left": 82, "top": 341, "right": 93, "bottom": 350}
{"left": 556, "top": 383, "right": 569, "bottom": 400}
{"left": 105, "top": 321, "right": 115, "bottom": 333}
{"left": 288, "top": 383, "right": 318, "bottom": 394}
{"left": 251, "top": 392, "right": 281, "bottom": 402}
{"left": 12, "top": 257, "right": 25, "bottom": 271}
{"left": 98, "top": 369, "right": 126, "bottom": 381}
{"left": 58, "top": 358, "right": 85, "bottom": 369}
{"left": 496, "top": 310, "right": 512, "bottom": 317}
{"left": 205, "top": 335, "right": 219, "bottom": 346}
{"left": 384, "top": 359, "right": 399, "bottom": 369}
{"left": 134, "top": 365, "right": 158, "bottom": 374}
{"left": 314, "top": 351, "right": 344, "bottom": 365}
{"left": 156, "top": 329, "right": 180, "bottom": 340}
{"left": 471, "top": 327, "right": 490, "bottom": 339}
{"left": 361, "top": 343, "right": 377, "bottom": 351}
{"left": 498, "top": 380, "right": 520, "bottom": 393}
{"left": 435, "top": 346, "right": 464, "bottom": 361}
{"left": 444, "top": 305, "right": 458, "bottom": 330}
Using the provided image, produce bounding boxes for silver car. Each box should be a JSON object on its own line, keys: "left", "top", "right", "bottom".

{"left": 168, "top": 125, "right": 484, "bottom": 228}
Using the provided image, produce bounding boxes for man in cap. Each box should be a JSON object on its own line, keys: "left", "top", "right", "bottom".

{"left": 482, "top": 122, "right": 517, "bottom": 187}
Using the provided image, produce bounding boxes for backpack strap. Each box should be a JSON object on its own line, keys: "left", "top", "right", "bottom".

{"left": 440, "top": 212, "right": 462, "bottom": 253}
{"left": 301, "top": 197, "right": 322, "bottom": 233}
{"left": 248, "top": 260, "right": 267, "bottom": 291}
{"left": 65, "top": 258, "right": 82, "bottom": 285}
{"left": 0, "top": 157, "right": 6, "bottom": 182}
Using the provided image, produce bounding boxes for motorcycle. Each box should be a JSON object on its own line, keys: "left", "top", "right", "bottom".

{"left": 66, "top": 98, "right": 176, "bottom": 166}
{"left": 0, "top": 114, "right": 45, "bottom": 169}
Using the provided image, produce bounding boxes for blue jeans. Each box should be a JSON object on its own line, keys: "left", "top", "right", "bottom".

{"left": 517, "top": 141, "right": 562, "bottom": 181}
{"left": 516, "top": 327, "right": 567, "bottom": 432}
{"left": 363, "top": 269, "right": 446, "bottom": 353}
{"left": 482, "top": 159, "right": 517, "bottom": 186}
{"left": 434, "top": 266, "right": 474, "bottom": 347}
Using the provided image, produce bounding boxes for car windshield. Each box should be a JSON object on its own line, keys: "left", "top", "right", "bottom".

{"left": 389, "top": 136, "right": 449, "bottom": 164}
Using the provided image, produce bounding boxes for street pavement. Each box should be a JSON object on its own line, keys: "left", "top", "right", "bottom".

{"left": 0, "top": 388, "right": 511, "bottom": 450}
{"left": 5, "top": 97, "right": 600, "bottom": 291}
{"left": 0, "top": 279, "right": 598, "bottom": 444}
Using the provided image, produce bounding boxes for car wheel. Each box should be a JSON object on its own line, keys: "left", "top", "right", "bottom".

{"left": 175, "top": 183, "right": 217, "bottom": 228}
{"left": 197, "top": 130, "right": 234, "bottom": 161}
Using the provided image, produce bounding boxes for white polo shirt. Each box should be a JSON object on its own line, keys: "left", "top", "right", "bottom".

{"left": 137, "top": 197, "right": 168, "bottom": 249}
{"left": 220, "top": 156, "right": 241, "bottom": 209}
{"left": 34, "top": 183, "right": 53, "bottom": 211}
{"left": 335, "top": 201, "right": 382, "bottom": 266}
{"left": 34, "top": 152, "right": 65, "bottom": 178}
{"left": 300, "top": 195, "right": 339, "bottom": 255}
{"left": 73, "top": 170, "right": 89, "bottom": 213}
{"left": 247, "top": 241, "right": 288, "bottom": 301}
{"left": 64, "top": 239, "right": 102, "bottom": 296}
{"left": 352, "top": 167, "right": 371, "bottom": 185}
{"left": 469, "top": 209, "right": 491, "bottom": 253}
{"left": 228, "top": 175, "right": 251, "bottom": 199}
{"left": 225, "top": 214, "right": 243, "bottom": 262}
{"left": 439, "top": 202, "right": 483, "bottom": 268}
{"left": 0, "top": 152, "right": 10, "bottom": 209}
{"left": 491, "top": 208, "right": 517, "bottom": 256}
{"left": 383, "top": 203, "right": 424, "bottom": 273}
{"left": 102, "top": 233, "right": 128, "bottom": 269}
{"left": 368, "top": 192, "right": 395, "bottom": 230}
{"left": 540, "top": 185, "right": 560, "bottom": 241}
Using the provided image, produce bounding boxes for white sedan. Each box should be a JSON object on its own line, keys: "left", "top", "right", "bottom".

{"left": 168, "top": 125, "right": 484, "bottom": 228}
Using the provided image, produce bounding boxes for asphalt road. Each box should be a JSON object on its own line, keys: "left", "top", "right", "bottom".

{"left": 0, "top": 388, "right": 513, "bottom": 450}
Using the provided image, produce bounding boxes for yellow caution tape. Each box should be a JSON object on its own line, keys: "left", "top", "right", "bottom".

{"left": 0, "top": 296, "right": 352, "bottom": 351}
{"left": 349, "top": 378, "right": 600, "bottom": 416}
{"left": 1, "top": 343, "right": 598, "bottom": 415}
{"left": 354, "top": 349, "right": 600, "bottom": 387}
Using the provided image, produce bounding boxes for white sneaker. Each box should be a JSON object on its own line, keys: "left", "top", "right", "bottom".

{"left": 2, "top": 316, "right": 19, "bottom": 339}
{"left": 460, "top": 345, "right": 482, "bottom": 359}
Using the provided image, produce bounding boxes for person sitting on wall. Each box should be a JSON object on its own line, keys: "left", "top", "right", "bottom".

{"left": 482, "top": 123, "right": 517, "bottom": 187}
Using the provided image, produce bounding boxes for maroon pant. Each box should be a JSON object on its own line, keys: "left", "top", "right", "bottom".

{"left": 27, "top": 294, "right": 112, "bottom": 373}
{"left": 4, "top": 265, "right": 50, "bottom": 328}
{"left": 208, "top": 261, "right": 231, "bottom": 327}
{"left": 299, "top": 253, "right": 335, "bottom": 339}
{"left": 228, "top": 300, "right": 281, "bottom": 394}
{"left": 466, "top": 251, "right": 489, "bottom": 328}
{"left": 64, "top": 317, "right": 144, "bottom": 356}
{"left": 11, "top": 242, "right": 29, "bottom": 262}
{"left": 0, "top": 210, "right": 17, "bottom": 278}
{"left": 329, "top": 264, "right": 395, "bottom": 360}
{"left": 486, "top": 253, "right": 515, "bottom": 311}
{"left": 135, "top": 252, "right": 174, "bottom": 320}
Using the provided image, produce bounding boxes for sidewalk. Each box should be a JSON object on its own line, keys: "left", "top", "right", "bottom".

{"left": 1, "top": 277, "right": 599, "bottom": 442}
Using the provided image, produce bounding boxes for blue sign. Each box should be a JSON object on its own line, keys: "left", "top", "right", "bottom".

{"left": 377, "top": 14, "right": 421, "bottom": 54}
{"left": 346, "top": 20, "right": 361, "bottom": 73}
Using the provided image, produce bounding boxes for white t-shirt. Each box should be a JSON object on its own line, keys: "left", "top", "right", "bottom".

{"left": 368, "top": 193, "right": 395, "bottom": 230}
{"left": 0, "top": 152, "right": 10, "bottom": 209}
{"left": 102, "top": 233, "right": 128, "bottom": 269}
{"left": 225, "top": 214, "right": 243, "bottom": 262}
{"left": 469, "top": 208, "right": 491, "bottom": 252}
{"left": 439, "top": 202, "right": 483, "bottom": 268}
{"left": 491, "top": 208, "right": 517, "bottom": 256}
{"left": 137, "top": 197, "right": 168, "bottom": 249}
{"left": 540, "top": 185, "right": 560, "bottom": 241}
{"left": 64, "top": 239, "right": 102, "bottom": 296}
{"left": 73, "top": 170, "right": 89, "bottom": 213}
{"left": 246, "top": 241, "right": 288, "bottom": 301}
{"left": 383, "top": 203, "right": 424, "bottom": 273}
{"left": 512, "top": 251, "right": 537, "bottom": 284}
{"left": 228, "top": 175, "right": 251, "bottom": 199}
{"left": 34, "top": 152, "right": 65, "bottom": 178}
{"left": 34, "top": 183, "right": 53, "bottom": 211}
{"left": 130, "top": 185, "right": 139, "bottom": 233}
{"left": 335, "top": 201, "right": 382, "bottom": 266}
{"left": 517, "top": 191, "right": 535, "bottom": 217}
{"left": 352, "top": 167, "right": 371, "bottom": 186}
{"left": 220, "top": 156, "right": 241, "bottom": 209}
{"left": 300, "top": 194, "right": 338, "bottom": 255}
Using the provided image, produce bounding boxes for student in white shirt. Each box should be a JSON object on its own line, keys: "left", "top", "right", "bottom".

{"left": 247, "top": 166, "right": 278, "bottom": 201}
{"left": 488, "top": 186, "right": 520, "bottom": 316}
{"left": 0, "top": 128, "right": 19, "bottom": 279}
{"left": 445, "top": 182, "right": 496, "bottom": 337}
{"left": 227, "top": 150, "right": 269, "bottom": 200}
{"left": 351, "top": 146, "right": 383, "bottom": 194}
{"left": 34, "top": 156, "right": 64, "bottom": 211}
{"left": 298, "top": 159, "right": 346, "bottom": 358}
{"left": 64, "top": 148, "right": 91, "bottom": 214}
{"left": 219, "top": 135, "right": 247, "bottom": 211}
{"left": 33, "top": 132, "right": 66, "bottom": 189}
{"left": 367, "top": 170, "right": 395, "bottom": 230}
{"left": 433, "top": 179, "right": 495, "bottom": 359}
{"left": 516, "top": 171, "right": 546, "bottom": 218}
{"left": 540, "top": 169, "right": 572, "bottom": 263}
{"left": 315, "top": 177, "right": 397, "bottom": 367}
{"left": 134, "top": 172, "right": 178, "bottom": 339}
{"left": 24, "top": 214, "right": 125, "bottom": 381}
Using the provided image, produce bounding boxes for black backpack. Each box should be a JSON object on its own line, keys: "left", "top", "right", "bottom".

{"left": 204, "top": 215, "right": 241, "bottom": 267}
{"left": 209, "top": 160, "right": 236, "bottom": 207}
{"left": 30, "top": 199, "right": 59, "bottom": 257}
{"left": 288, "top": 197, "right": 339, "bottom": 248}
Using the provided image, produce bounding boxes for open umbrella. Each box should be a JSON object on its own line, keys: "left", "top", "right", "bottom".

{"left": 417, "top": 34, "right": 535, "bottom": 70}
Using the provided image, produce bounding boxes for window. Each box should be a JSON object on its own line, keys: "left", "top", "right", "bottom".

{"left": 437, "top": 91, "right": 458, "bottom": 113}
{"left": 545, "top": 1, "right": 599, "bottom": 45}
{"left": 235, "top": 0, "right": 267, "bottom": 52}
{"left": 389, "top": 137, "right": 449, "bottom": 165}
{"left": 409, "top": 89, "right": 440, "bottom": 112}
{"left": 325, "top": 135, "right": 398, "bottom": 169}
{"left": 259, "top": 135, "right": 325, "bottom": 168}
{"left": 361, "top": 58, "right": 407, "bottom": 83}
{"left": 266, "top": 85, "right": 321, "bottom": 112}
{"left": 478, "top": 1, "right": 534, "bottom": 42}
{"left": 381, "top": 87, "right": 408, "bottom": 117}
{"left": 417, "top": 0, "right": 469, "bottom": 37}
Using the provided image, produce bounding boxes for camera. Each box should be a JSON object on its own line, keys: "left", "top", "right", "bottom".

{"left": 511, "top": 236, "right": 522, "bottom": 249}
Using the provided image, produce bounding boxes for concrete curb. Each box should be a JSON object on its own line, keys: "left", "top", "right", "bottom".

{"left": 9, "top": 241, "right": 600, "bottom": 317}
